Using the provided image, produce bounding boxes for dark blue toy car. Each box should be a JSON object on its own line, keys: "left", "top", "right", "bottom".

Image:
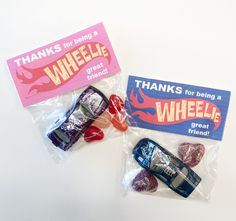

{"left": 133, "top": 138, "right": 201, "bottom": 198}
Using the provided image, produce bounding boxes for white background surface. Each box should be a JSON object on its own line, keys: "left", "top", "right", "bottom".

{"left": 0, "top": 0, "right": 236, "bottom": 220}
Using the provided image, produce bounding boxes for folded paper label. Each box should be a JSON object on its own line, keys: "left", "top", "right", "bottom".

{"left": 126, "top": 75, "right": 231, "bottom": 140}
{"left": 7, "top": 23, "right": 120, "bottom": 107}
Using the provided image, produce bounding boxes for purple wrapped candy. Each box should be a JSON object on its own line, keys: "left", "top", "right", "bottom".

{"left": 132, "top": 169, "right": 158, "bottom": 192}
{"left": 178, "top": 143, "right": 205, "bottom": 167}
{"left": 47, "top": 86, "right": 109, "bottom": 151}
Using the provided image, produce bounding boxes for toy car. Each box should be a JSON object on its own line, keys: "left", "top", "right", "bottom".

{"left": 47, "top": 86, "right": 109, "bottom": 151}
{"left": 133, "top": 138, "right": 201, "bottom": 198}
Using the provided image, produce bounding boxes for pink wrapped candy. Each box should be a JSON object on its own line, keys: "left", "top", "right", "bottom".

{"left": 92, "top": 111, "right": 111, "bottom": 128}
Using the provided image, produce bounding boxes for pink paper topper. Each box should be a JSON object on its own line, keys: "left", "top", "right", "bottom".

{"left": 7, "top": 23, "right": 121, "bottom": 107}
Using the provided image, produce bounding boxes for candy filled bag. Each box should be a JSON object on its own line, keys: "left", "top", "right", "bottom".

{"left": 29, "top": 74, "right": 128, "bottom": 160}
{"left": 122, "top": 75, "right": 230, "bottom": 201}
{"left": 6, "top": 23, "right": 127, "bottom": 160}
{"left": 122, "top": 128, "right": 219, "bottom": 200}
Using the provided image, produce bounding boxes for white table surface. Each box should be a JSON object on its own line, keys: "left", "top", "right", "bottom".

{"left": 0, "top": 0, "right": 236, "bottom": 220}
